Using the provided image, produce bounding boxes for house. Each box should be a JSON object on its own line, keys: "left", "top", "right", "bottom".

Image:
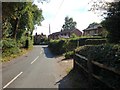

{"left": 48, "top": 28, "right": 82, "bottom": 40}
{"left": 83, "top": 23, "right": 103, "bottom": 36}
{"left": 34, "top": 33, "right": 46, "bottom": 45}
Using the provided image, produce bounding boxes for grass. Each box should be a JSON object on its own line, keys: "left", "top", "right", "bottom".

{"left": 1, "top": 47, "right": 33, "bottom": 62}
{"left": 66, "top": 67, "right": 73, "bottom": 74}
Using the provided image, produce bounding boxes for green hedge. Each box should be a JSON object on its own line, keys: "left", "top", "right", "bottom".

{"left": 48, "top": 40, "right": 66, "bottom": 55}
{"left": 64, "top": 51, "right": 74, "bottom": 59}
{"left": 48, "top": 38, "right": 79, "bottom": 55}
{"left": 85, "top": 39, "right": 107, "bottom": 45}
{"left": 48, "top": 38, "right": 107, "bottom": 55}
{"left": 75, "top": 44, "right": 120, "bottom": 70}
{"left": 2, "top": 38, "right": 20, "bottom": 57}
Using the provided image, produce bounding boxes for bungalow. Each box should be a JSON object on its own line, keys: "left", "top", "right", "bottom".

{"left": 48, "top": 28, "right": 82, "bottom": 40}
{"left": 83, "top": 23, "right": 103, "bottom": 36}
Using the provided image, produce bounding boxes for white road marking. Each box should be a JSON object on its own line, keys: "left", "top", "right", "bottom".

{"left": 40, "top": 51, "right": 42, "bottom": 54}
{"left": 31, "top": 56, "right": 39, "bottom": 64}
{"left": 3, "top": 72, "right": 23, "bottom": 89}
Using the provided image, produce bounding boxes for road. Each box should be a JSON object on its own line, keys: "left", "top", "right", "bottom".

{"left": 2, "top": 45, "right": 61, "bottom": 88}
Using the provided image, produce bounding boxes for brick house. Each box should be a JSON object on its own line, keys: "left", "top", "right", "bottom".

{"left": 83, "top": 23, "right": 103, "bottom": 36}
{"left": 48, "top": 28, "right": 82, "bottom": 40}
{"left": 34, "top": 33, "right": 46, "bottom": 44}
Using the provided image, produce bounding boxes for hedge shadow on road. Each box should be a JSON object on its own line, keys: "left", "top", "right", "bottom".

{"left": 42, "top": 46, "right": 55, "bottom": 58}
{"left": 55, "top": 69, "right": 89, "bottom": 89}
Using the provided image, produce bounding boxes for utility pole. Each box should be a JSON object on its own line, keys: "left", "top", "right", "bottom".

{"left": 49, "top": 24, "right": 51, "bottom": 35}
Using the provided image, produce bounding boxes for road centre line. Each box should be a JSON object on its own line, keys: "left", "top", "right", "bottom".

{"left": 31, "top": 56, "right": 39, "bottom": 64}
{"left": 3, "top": 72, "right": 23, "bottom": 89}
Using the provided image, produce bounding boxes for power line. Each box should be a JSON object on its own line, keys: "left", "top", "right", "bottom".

{"left": 51, "top": 0, "right": 64, "bottom": 23}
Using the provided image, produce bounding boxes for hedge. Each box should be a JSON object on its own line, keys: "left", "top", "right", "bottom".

{"left": 85, "top": 39, "right": 107, "bottom": 45}
{"left": 2, "top": 38, "right": 20, "bottom": 57}
{"left": 75, "top": 44, "right": 120, "bottom": 71}
{"left": 48, "top": 40, "right": 66, "bottom": 55}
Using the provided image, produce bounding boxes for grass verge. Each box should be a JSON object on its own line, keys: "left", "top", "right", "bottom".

{"left": 1, "top": 47, "right": 33, "bottom": 62}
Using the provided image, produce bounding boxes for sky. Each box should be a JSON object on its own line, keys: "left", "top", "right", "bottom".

{"left": 33, "top": 0, "right": 114, "bottom": 36}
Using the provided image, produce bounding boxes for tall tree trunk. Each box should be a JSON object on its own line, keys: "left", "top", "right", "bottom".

{"left": 13, "top": 17, "right": 19, "bottom": 39}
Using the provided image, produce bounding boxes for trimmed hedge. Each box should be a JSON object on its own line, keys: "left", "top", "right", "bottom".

{"left": 48, "top": 40, "right": 66, "bottom": 55}
{"left": 48, "top": 37, "right": 107, "bottom": 55}
{"left": 85, "top": 39, "right": 107, "bottom": 45}
{"left": 48, "top": 38, "right": 79, "bottom": 55}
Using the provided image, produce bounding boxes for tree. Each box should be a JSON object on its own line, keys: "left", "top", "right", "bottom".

{"left": 2, "top": 2, "right": 44, "bottom": 40}
{"left": 89, "top": 1, "right": 120, "bottom": 43}
{"left": 101, "top": 1, "right": 120, "bottom": 43}
{"left": 62, "top": 16, "right": 77, "bottom": 31}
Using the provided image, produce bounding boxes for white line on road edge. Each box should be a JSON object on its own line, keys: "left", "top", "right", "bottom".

{"left": 3, "top": 72, "right": 23, "bottom": 89}
{"left": 31, "top": 56, "right": 39, "bottom": 64}
{"left": 40, "top": 51, "right": 42, "bottom": 54}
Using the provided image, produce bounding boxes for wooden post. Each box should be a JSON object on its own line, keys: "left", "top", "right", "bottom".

{"left": 73, "top": 50, "right": 76, "bottom": 69}
{"left": 87, "top": 55, "right": 93, "bottom": 90}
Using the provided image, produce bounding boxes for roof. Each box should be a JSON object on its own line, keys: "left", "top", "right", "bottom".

{"left": 49, "top": 28, "right": 81, "bottom": 36}
{"left": 83, "top": 23, "right": 102, "bottom": 31}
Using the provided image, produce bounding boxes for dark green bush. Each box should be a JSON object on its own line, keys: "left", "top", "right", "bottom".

{"left": 2, "top": 38, "right": 20, "bottom": 57}
{"left": 64, "top": 51, "right": 74, "bottom": 59}
{"left": 85, "top": 39, "right": 107, "bottom": 45}
{"left": 48, "top": 38, "right": 78, "bottom": 55}
{"left": 48, "top": 40, "right": 66, "bottom": 55}
{"left": 75, "top": 44, "right": 120, "bottom": 70}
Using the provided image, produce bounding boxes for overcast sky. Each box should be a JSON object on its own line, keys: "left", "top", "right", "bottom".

{"left": 33, "top": 0, "right": 114, "bottom": 36}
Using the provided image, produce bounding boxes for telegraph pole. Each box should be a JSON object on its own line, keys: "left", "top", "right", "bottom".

{"left": 49, "top": 24, "right": 51, "bottom": 35}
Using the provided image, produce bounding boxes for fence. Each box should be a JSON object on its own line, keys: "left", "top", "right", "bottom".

{"left": 73, "top": 53, "right": 120, "bottom": 89}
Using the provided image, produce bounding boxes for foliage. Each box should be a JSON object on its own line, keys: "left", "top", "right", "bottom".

{"left": 61, "top": 16, "right": 77, "bottom": 31}
{"left": 2, "top": 2, "right": 44, "bottom": 39}
{"left": 2, "top": 2, "right": 44, "bottom": 61}
{"left": 2, "top": 38, "right": 20, "bottom": 58}
{"left": 48, "top": 38, "right": 78, "bottom": 55}
{"left": 48, "top": 40, "right": 66, "bottom": 55}
{"left": 101, "top": 2, "right": 120, "bottom": 43}
{"left": 89, "top": 1, "right": 120, "bottom": 43}
{"left": 64, "top": 51, "right": 74, "bottom": 59}
{"left": 75, "top": 44, "right": 120, "bottom": 70}
{"left": 70, "top": 33, "right": 78, "bottom": 38}
{"left": 100, "top": 28, "right": 108, "bottom": 38}
{"left": 85, "top": 39, "right": 107, "bottom": 45}
{"left": 48, "top": 37, "right": 106, "bottom": 55}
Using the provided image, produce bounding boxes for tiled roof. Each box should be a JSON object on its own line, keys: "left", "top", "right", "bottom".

{"left": 49, "top": 28, "right": 80, "bottom": 36}
{"left": 83, "top": 24, "right": 102, "bottom": 31}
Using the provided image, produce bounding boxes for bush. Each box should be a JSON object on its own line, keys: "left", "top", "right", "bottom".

{"left": 48, "top": 39, "right": 66, "bottom": 55}
{"left": 85, "top": 39, "right": 107, "bottom": 45}
{"left": 75, "top": 44, "right": 120, "bottom": 70}
{"left": 64, "top": 51, "right": 74, "bottom": 59}
{"left": 2, "top": 38, "right": 20, "bottom": 57}
{"left": 48, "top": 38, "right": 79, "bottom": 55}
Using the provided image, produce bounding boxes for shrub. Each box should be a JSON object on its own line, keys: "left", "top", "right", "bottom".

{"left": 85, "top": 39, "right": 107, "bottom": 45}
{"left": 48, "top": 38, "right": 78, "bottom": 55}
{"left": 75, "top": 44, "right": 120, "bottom": 70}
{"left": 48, "top": 39, "right": 66, "bottom": 55}
{"left": 64, "top": 51, "right": 74, "bottom": 59}
{"left": 2, "top": 38, "right": 20, "bottom": 58}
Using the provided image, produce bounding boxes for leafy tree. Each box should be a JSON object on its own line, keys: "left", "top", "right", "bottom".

{"left": 2, "top": 2, "right": 44, "bottom": 40}
{"left": 62, "top": 16, "right": 77, "bottom": 31}
{"left": 89, "top": 1, "right": 120, "bottom": 43}
{"left": 101, "top": 1, "right": 120, "bottom": 43}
